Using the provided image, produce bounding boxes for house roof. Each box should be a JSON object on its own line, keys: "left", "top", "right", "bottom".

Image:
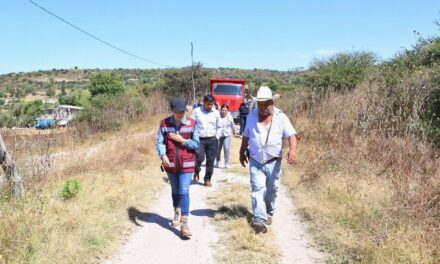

{"left": 58, "top": 105, "right": 84, "bottom": 110}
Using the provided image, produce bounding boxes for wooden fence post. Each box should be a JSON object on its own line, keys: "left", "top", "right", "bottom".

{"left": 0, "top": 134, "right": 25, "bottom": 198}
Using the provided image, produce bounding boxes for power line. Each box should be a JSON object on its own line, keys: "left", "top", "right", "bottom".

{"left": 27, "top": 0, "right": 171, "bottom": 67}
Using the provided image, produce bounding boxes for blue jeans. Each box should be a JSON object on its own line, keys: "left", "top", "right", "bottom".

{"left": 249, "top": 158, "right": 282, "bottom": 224}
{"left": 216, "top": 136, "right": 231, "bottom": 164}
{"left": 167, "top": 172, "right": 192, "bottom": 216}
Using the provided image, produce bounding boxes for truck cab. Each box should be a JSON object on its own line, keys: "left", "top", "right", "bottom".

{"left": 209, "top": 78, "right": 245, "bottom": 120}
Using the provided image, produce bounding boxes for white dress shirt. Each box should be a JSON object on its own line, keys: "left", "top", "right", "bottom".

{"left": 243, "top": 107, "right": 296, "bottom": 164}
{"left": 191, "top": 106, "right": 221, "bottom": 138}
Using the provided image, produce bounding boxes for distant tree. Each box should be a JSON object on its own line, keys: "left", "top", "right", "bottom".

{"left": 162, "top": 62, "right": 211, "bottom": 100}
{"left": 12, "top": 103, "right": 23, "bottom": 117}
{"left": 89, "top": 73, "right": 125, "bottom": 96}
{"left": 307, "top": 51, "right": 377, "bottom": 93}
{"left": 0, "top": 99, "right": 5, "bottom": 106}
{"left": 0, "top": 111, "right": 15, "bottom": 128}
{"left": 60, "top": 84, "right": 67, "bottom": 96}
{"left": 23, "top": 100, "right": 46, "bottom": 123}
{"left": 267, "top": 79, "right": 280, "bottom": 91}
{"left": 24, "top": 86, "right": 35, "bottom": 95}
{"left": 59, "top": 89, "right": 91, "bottom": 108}
{"left": 46, "top": 87, "right": 56, "bottom": 97}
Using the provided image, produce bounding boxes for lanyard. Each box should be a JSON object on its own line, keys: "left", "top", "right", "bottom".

{"left": 259, "top": 115, "right": 274, "bottom": 149}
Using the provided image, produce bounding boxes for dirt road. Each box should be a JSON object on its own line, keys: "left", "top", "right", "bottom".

{"left": 106, "top": 165, "right": 322, "bottom": 264}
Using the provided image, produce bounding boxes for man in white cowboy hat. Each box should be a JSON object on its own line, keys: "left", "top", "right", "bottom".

{"left": 239, "top": 86, "right": 298, "bottom": 233}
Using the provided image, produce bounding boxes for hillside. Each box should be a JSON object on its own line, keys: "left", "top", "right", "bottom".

{"left": 0, "top": 67, "right": 302, "bottom": 97}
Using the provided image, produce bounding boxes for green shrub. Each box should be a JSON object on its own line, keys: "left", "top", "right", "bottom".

{"left": 135, "top": 79, "right": 166, "bottom": 96}
{"left": 20, "top": 100, "right": 47, "bottom": 125}
{"left": 162, "top": 62, "right": 211, "bottom": 99}
{"left": 76, "top": 89, "right": 161, "bottom": 132}
{"left": 61, "top": 179, "right": 82, "bottom": 200}
{"left": 58, "top": 89, "right": 91, "bottom": 108}
{"left": 381, "top": 37, "right": 440, "bottom": 87}
{"left": 0, "top": 111, "right": 16, "bottom": 128}
{"left": 306, "top": 51, "right": 377, "bottom": 94}
{"left": 89, "top": 73, "right": 125, "bottom": 96}
{"left": 46, "top": 87, "right": 56, "bottom": 97}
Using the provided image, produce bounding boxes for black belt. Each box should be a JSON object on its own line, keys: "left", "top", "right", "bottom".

{"left": 200, "top": 136, "right": 216, "bottom": 139}
{"left": 251, "top": 157, "right": 280, "bottom": 165}
{"left": 265, "top": 157, "right": 280, "bottom": 164}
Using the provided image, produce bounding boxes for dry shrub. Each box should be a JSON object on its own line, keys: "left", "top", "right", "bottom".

{"left": 0, "top": 116, "right": 165, "bottom": 264}
{"left": 279, "top": 81, "right": 440, "bottom": 262}
{"left": 355, "top": 77, "right": 431, "bottom": 138}
{"left": 75, "top": 90, "right": 168, "bottom": 135}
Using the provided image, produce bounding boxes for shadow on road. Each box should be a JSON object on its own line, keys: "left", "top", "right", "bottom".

{"left": 127, "top": 207, "right": 183, "bottom": 238}
{"left": 191, "top": 208, "right": 216, "bottom": 218}
{"left": 217, "top": 205, "right": 253, "bottom": 223}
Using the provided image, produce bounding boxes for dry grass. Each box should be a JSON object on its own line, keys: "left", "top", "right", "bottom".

{"left": 207, "top": 179, "right": 281, "bottom": 264}
{"left": 226, "top": 136, "right": 249, "bottom": 176}
{"left": 279, "top": 85, "right": 440, "bottom": 263}
{"left": 0, "top": 116, "right": 166, "bottom": 264}
{"left": 207, "top": 135, "right": 282, "bottom": 264}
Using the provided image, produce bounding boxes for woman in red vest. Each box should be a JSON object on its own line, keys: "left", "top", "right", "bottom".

{"left": 157, "top": 98, "right": 199, "bottom": 238}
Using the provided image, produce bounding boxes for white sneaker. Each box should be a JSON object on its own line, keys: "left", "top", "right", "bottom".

{"left": 215, "top": 161, "right": 220, "bottom": 168}
{"left": 224, "top": 163, "right": 231, "bottom": 169}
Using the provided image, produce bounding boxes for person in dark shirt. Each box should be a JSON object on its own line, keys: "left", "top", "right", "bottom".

{"left": 239, "top": 98, "right": 250, "bottom": 135}
{"left": 192, "top": 98, "right": 204, "bottom": 109}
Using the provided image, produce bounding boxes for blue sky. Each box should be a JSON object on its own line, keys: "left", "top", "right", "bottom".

{"left": 1, "top": 1, "right": 439, "bottom": 74}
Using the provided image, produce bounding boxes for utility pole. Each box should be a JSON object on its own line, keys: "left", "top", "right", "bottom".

{"left": 191, "top": 42, "right": 196, "bottom": 103}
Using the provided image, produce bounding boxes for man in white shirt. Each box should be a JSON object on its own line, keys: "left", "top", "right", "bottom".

{"left": 191, "top": 95, "right": 221, "bottom": 187}
{"left": 239, "top": 86, "right": 298, "bottom": 233}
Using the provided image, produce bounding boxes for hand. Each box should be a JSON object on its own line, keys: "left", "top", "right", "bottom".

{"left": 168, "top": 132, "right": 185, "bottom": 144}
{"left": 286, "top": 149, "right": 297, "bottom": 164}
{"left": 162, "top": 155, "right": 171, "bottom": 167}
{"left": 239, "top": 152, "right": 248, "bottom": 167}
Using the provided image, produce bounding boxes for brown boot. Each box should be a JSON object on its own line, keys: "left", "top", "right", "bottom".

{"left": 180, "top": 216, "right": 192, "bottom": 237}
{"left": 267, "top": 216, "right": 273, "bottom": 225}
{"left": 204, "top": 179, "right": 212, "bottom": 187}
{"left": 171, "top": 208, "right": 181, "bottom": 227}
{"left": 252, "top": 219, "right": 267, "bottom": 234}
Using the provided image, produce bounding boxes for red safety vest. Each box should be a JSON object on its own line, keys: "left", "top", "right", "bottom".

{"left": 161, "top": 117, "right": 197, "bottom": 173}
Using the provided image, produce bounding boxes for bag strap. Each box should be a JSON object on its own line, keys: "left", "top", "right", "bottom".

{"left": 264, "top": 115, "right": 274, "bottom": 147}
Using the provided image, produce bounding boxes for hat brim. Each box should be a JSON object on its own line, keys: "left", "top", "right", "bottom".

{"left": 256, "top": 94, "right": 280, "bottom": 102}
{"left": 256, "top": 98, "right": 273, "bottom": 102}
{"left": 172, "top": 107, "right": 187, "bottom": 113}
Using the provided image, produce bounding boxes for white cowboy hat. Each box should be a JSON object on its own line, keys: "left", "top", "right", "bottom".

{"left": 256, "top": 86, "right": 280, "bottom": 101}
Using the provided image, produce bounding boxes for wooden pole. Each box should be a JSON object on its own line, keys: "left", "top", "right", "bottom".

{"left": 0, "top": 134, "right": 25, "bottom": 198}
{"left": 191, "top": 42, "right": 196, "bottom": 103}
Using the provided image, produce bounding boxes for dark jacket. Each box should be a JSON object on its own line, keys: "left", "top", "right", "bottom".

{"left": 239, "top": 102, "right": 250, "bottom": 117}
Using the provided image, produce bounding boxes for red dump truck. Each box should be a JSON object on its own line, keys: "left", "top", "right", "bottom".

{"left": 209, "top": 78, "right": 246, "bottom": 120}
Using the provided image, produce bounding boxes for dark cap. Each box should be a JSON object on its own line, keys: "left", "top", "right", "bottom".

{"left": 170, "top": 97, "right": 187, "bottom": 112}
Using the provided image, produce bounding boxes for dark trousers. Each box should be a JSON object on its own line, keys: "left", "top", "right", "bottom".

{"left": 195, "top": 136, "right": 218, "bottom": 180}
{"left": 240, "top": 116, "right": 247, "bottom": 135}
